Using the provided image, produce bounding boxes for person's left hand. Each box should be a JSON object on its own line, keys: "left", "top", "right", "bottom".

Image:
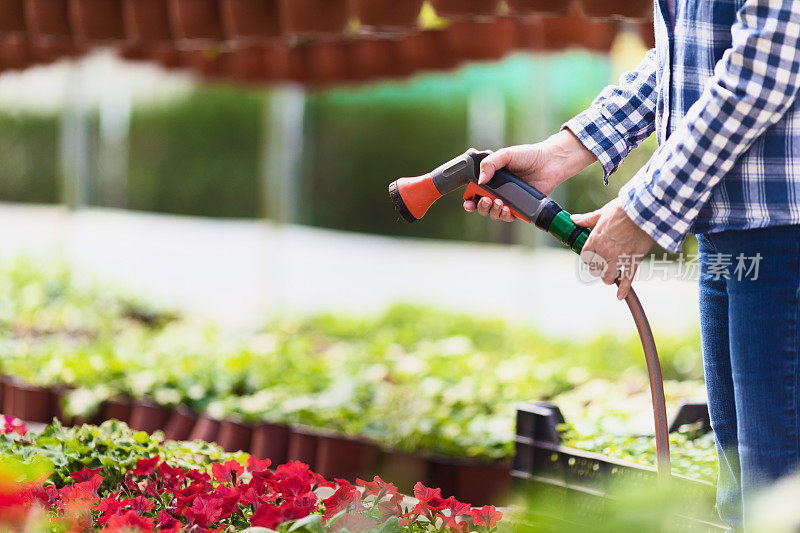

{"left": 571, "top": 198, "right": 656, "bottom": 300}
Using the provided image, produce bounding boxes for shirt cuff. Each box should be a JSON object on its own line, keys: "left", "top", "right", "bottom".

{"left": 563, "top": 107, "right": 630, "bottom": 185}
{"left": 618, "top": 170, "right": 692, "bottom": 254}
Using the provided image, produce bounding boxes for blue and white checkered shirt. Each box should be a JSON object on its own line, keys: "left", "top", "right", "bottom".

{"left": 564, "top": 0, "right": 800, "bottom": 253}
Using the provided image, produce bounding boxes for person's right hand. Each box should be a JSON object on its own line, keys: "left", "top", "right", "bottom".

{"left": 464, "top": 129, "right": 598, "bottom": 222}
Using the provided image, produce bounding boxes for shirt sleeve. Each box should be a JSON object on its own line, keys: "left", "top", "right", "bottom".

{"left": 620, "top": 0, "right": 800, "bottom": 253}
{"left": 563, "top": 47, "right": 659, "bottom": 184}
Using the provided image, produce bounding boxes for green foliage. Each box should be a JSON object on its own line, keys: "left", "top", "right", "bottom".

{"left": 0, "top": 110, "right": 60, "bottom": 204}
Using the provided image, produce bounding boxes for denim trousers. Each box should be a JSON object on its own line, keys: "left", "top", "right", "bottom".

{"left": 698, "top": 225, "right": 800, "bottom": 529}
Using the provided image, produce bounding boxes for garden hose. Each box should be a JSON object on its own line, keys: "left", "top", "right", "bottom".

{"left": 388, "top": 148, "right": 671, "bottom": 483}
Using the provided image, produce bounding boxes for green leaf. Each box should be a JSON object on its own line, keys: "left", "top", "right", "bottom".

{"left": 287, "top": 514, "right": 325, "bottom": 533}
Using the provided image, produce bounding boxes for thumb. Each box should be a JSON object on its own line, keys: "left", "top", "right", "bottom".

{"left": 478, "top": 149, "right": 512, "bottom": 185}
{"left": 571, "top": 209, "right": 602, "bottom": 228}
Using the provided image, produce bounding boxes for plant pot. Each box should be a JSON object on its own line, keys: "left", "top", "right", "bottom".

{"left": 101, "top": 396, "right": 133, "bottom": 423}
{"left": 217, "top": 417, "right": 254, "bottom": 452}
{"left": 223, "top": 44, "right": 267, "bottom": 81}
{"left": 164, "top": 406, "right": 198, "bottom": 440}
{"left": 305, "top": 40, "right": 350, "bottom": 86}
{"left": 279, "top": 0, "right": 349, "bottom": 38}
{"left": 250, "top": 421, "right": 291, "bottom": 464}
{"left": 577, "top": 0, "right": 652, "bottom": 21}
{"left": 263, "top": 42, "right": 306, "bottom": 83}
{"left": 428, "top": 456, "right": 459, "bottom": 497}
{"left": 129, "top": 401, "right": 172, "bottom": 433}
{"left": 220, "top": 0, "right": 280, "bottom": 40}
{"left": 181, "top": 47, "right": 224, "bottom": 78}
{"left": 453, "top": 460, "right": 511, "bottom": 505}
{"left": 148, "top": 42, "right": 182, "bottom": 67}
{"left": 287, "top": 426, "right": 319, "bottom": 467}
{"left": 351, "top": 36, "right": 402, "bottom": 81}
{"left": 538, "top": 10, "right": 618, "bottom": 52}
{"left": 428, "top": 0, "right": 497, "bottom": 19}
{"left": 395, "top": 29, "right": 456, "bottom": 73}
{"left": 444, "top": 16, "right": 518, "bottom": 62}
{"left": 506, "top": 0, "right": 567, "bottom": 16}
{"left": 24, "top": 0, "right": 71, "bottom": 38}
{"left": 69, "top": 0, "right": 124, "bottom": 42}
{"left": 29, "top": 38, "right": 83, "bottom": 64}
{"left": 0, "top": 33, "right": 30, "bottom": 70}
{"left": 376, "top": 449, "right": 430, "bottom": 493}
{"left": 169, "top": 0, "right": 222, "bottom": 40}
{"left": 189, "top": 414, "right": 221, "bottom": 442}
{"left": 7, "top": 380, "right": 54, "bottom": 423}
{"left": 122, "top": 0, "right": 171, "bottom": 42}
{"left": 0, "top": 0, "right": 25, "bottom": 32}
{"left": 639, "top": 20, "right": 655, "bottom": 48}
{"left": 349, "top": 0, "right": 422, "bottom": 30}
{"left": 315, "top": 433, "right": 380, "bottom": 481}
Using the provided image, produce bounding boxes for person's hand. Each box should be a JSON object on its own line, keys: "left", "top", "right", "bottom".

{"left": 464, "top": 129, "right": 597, "bottom": 221}
{"left": 571, "top": 198, "right": 656, "bottom": 300}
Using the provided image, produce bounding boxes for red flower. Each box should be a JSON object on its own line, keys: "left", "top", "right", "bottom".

{"left": 251, "top": 500, "right": 312, "bottom": 529}
{"left": 211, "top": 485, "right": 240, "bottom": 519}
{"left": 276, "top": 476, "right": 311, "bottom": 499}
{"left": 322, "top": 482, "right": 361, "bottom": 523}
{"left": 247, "top": 456, "right": 272, "bottom": 473}
{"left": 443, "top": 515, "right": 470, "bottom": 533}
{"left": 292, "top": 493, "right": 318, "bottom": 510}
{"left": 104, "top": 510, "right": 155, "bottom": 532}
{"left": 356, "top": 476, "right": 398, "bottom": 498}
{"left": 185, "top": 496, "right": 224, "bottom": 528}
{"left": 97, "top": 492, "right": 126, "bottom": 525}
{"left": 444, "top": 496, "right": 471, "bottom": 517}
{"left": 131, "top": 456, "right": 160, "bottom": 477}
{"left": 470, "top": 505, "right": 503, "bottom": 528}
{"left": 211, "top": 460, "right": 244, "bottom": 485}
{"left": 250, "top": 470, "right": 279, "bottom": 493}
{"left": 413, "top": 482, "right": 442, "bottom": 502}
{"left": 157, "top": 510, "right": 182, "bottom": 533}
{"left": 424, "top": 496, "right": 447, "bottom": 511}
{"left": 68, "top": 466, "right": 102, "bottom": 483}
{"left": 2, "top": 416, "right": 27, "bottom": 436}
{"left": 376, "top": 493, "right": 404, "bottom": 520}
{"left": 120, "top": 495, "right": 155, "bottom": 515}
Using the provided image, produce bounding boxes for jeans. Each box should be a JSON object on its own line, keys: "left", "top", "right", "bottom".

{"left": 698, "top": 225, "right": 800, "bottom": 529}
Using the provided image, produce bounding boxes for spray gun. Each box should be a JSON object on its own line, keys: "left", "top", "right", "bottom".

{"left": 388, "top": 148, "right": 672, "bottom": 483}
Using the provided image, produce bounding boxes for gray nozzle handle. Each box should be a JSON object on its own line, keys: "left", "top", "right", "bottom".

{"left": 431, "top": 148, "right": 487, "bottom": 195}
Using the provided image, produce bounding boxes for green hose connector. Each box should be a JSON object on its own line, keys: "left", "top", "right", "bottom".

{"left": 546, "top": 210, "right": 591, "bottom": 254}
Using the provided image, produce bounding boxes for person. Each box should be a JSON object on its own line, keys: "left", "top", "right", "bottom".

{"left": 465, "top": 0, "right": 800, "bottom": 529}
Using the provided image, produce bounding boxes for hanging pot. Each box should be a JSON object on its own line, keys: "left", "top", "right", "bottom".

{"left": 123, "top": 0, "right": 171, "bottom": 43}
{"left": 189, "top": 414, "right": 222, "bottom": 442}
{"left": 577, "top": 0, "right": 652, "bottom": 21}
{"left": 428, "top": 0, "right": 497, "bottom": 19}
{"left": 7, "top": 380, "right": 54, "bottom": 423}
{"left": 315, "top": 432, "right": 380, "bottom": 481}
{"left": 349, "top": 0, "right": 422, "bottom": 30}
{"left": 452, "top": 460, "right": 511, "bottom": 506}
{"left": 263, "top": 41, "right": 306, "bottom": 83}
{"left": 279, "top": 0, "right": 349, "bottom": 39}
{"left": 0, "top": 0, "right": 25, "bottom": 32}
{"left": 217, "top": 417, "right": 254, "bottom": 453}
{"left": 444, "top": 16, "right": 518, "bottom": 62}
{"left": 286, "top": 426, "right": 319, "bottom": 467}
{"left": 24, "top": 0, "right": 71, "bottom": 38}
{"left": 223, "top": 44, "right": 267, "bottom": 81}
{"left": 395, "top": 29, "right": 456, "bottom": 74}
{"left": 305, "top": 40, "right": 351, "bottom": 87}
{"left": 351, "top": 36, "right": 403, "bottom": 81}
{"left": 0, "top": 33, "right": 30, "bottom": 70}
{"left": 69, "top": 0, "right": 125, "bottom": 42}
{"left": 250, "top": 421, "right": 291, "bottom": 464}
{"left": 169, "top": 0, "right": 222, "bottom": 41}
{"left": 506, "top": 0, "right": 567, "bottom": 16}
{"left": 129, "top": 401, "right": 172, "bottom": 433}
{"left": 101, "top": 396, "right": 133, "bottom": 423}
{"left": 220, "top": 0, "right": 280, "bottom": 40}
{"left": 164, "top": 406, "right": 197, "bottom": 440}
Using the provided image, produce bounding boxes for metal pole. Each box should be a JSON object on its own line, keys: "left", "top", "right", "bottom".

{"left": 98, "top": 75, "right": 132, "bottom": 208}
{"left": 60, "top": 61, "right": 91, "bottom": 209}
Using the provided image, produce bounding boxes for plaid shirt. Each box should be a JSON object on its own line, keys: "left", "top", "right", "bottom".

{"left": 565, "top": 0, "right": 800, "bottom": 253}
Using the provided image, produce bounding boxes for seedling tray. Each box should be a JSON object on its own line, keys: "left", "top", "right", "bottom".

{"left": 512, "top": 402, "right": 727, "bottom": 532}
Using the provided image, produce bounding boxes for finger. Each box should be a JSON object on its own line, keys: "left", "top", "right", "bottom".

{"left": 571, "top": 209, "right": 603, "bottom": 228}
{"left": 601, "top": 256, "right": 618, "bottom": 285}
{"left": 500, "top": 206, "right": 515, "bottom": 222}
{"left": 478, "top": 149, "right": 512, "bottom": 185}
{"left": 616, "top": 271, "right": 634, "bottom": 300}
{"left": 476, "top": 197, "right": 492, "bottom": 216}
{"left": 489, "top": 199, "right": 505, "bottom": 221}
{"left": 464, "top": 199, "right": 477, "bottom": 212}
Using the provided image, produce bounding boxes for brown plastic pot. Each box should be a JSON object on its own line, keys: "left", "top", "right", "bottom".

{"left": 223, "top": 44, "right": 267, "bottom": 81}
{"left": 123, "top": 0, "right": 171, "bottom": 42}
{"left": 375, "top": 449, "right": 430, "bottom": 493}
{"left": 189, "top": 414, "right": 221, "bottom": 442}
{"left": 315, "top": 432, "right": 380, "bottom": 481}
{"left": 0, "top": 376, "right": 5, "bottom": 412}
{"left": 148, "top": 42, "right": 182, "bottom": 68}
{"left": 279, "top": 0, "right": 349, "bottom": 38}
{"left": 217, "top": 418, "right": 254, "bottom": 452}
{"left": 395, "top": 29, "right": 456, "bottom": 73}
{"left": 0, "top": 33, "right": 30, "bottom": 70}
{"left": 182, "top": 47, "right": 224, "bottom": 77}
{"left": 639, "top": 20, "right": 655, "bottom": 48}
{"left": 129, "top": 401, "right": 172, "bottom": 433}
{"left": 250, "top": 421, "right": 291, "bottom": 464}
{"left": 305, "top": 40, "right": 350, "bottom": 86}
{"left": 163, "top": 406, "right": 197, "bottom": 440}
{"left": 444, "top": 16, "right": 518, "bottom": 62}
{"left": 263, "top": 42, "right": 306, "bottom": 83}
{"left": 287, "top": 426, "right": 319, "bottom": 467}
{"left": 101, "top": 396, "right": 133, "bottom": 423}
{"left": 453, "top": 460, "right": 511, "bottom": 505}
{"left": 169, "top": 0, "right": 222, "bottom": 40}
{"left": 69, "top": 0, "right": 124, "bottom": 42}
{"left": 0, "top": 0, "right": 25, "bottom": 32}
{"left": 349, "top": 0, "right": 422, "bottom": 30}
{"left": 24, "top": 0, "right": 71, "bottom": 38}
{"left": 538, "top": 10, "right": 618, "bottom": 52}
{"left": 428, "top": 456, "right": 459, "bottom": 497}
{"left": 220, "top": 0, "right": 280, "bottom": 40}
{"left": 428, "top": 0, "right": 497, "bottom": 18}
{"left": 7, "top": 380, "right": 54, "bottom": 423}
{"left": 577, "top": 0, "right": 652, "bottom": 21}
{"left": 506, "top": 0, "right": 567, "bottom": 16}
{"left": 351, "top": 37, "right": 402, "bottom": 81}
